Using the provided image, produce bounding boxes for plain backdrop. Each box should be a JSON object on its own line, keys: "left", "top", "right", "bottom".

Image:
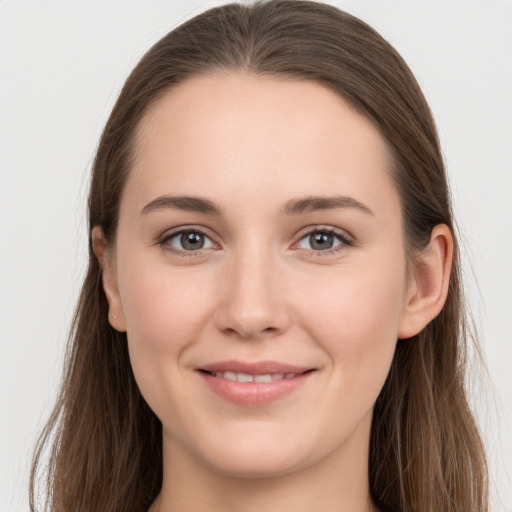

{"left": 1, "top": 1, "right": 511, "bottom": 511}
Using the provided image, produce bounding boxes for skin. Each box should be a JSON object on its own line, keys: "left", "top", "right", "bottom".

{"left": 93, "top": 73, "right": 452, "bottom": 512}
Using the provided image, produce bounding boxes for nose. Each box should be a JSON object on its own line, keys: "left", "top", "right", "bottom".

{"left": 213, "top": 243, "right": 291, "bottom": 340}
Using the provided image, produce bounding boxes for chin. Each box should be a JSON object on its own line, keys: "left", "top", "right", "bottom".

{"left": 190, "top": 428, "right": 318, "bottom": 479}
{"left": 204, "top": 452, "right": 307, "bottom": 480}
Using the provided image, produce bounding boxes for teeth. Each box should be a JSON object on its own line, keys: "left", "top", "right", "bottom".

{"left": 209, "top": 371, "right": 299, "bottom": 382}
{"left": 237, "top": 373, "right": 254, "bottom": 383}
{"left": 254, "top": 374, "right": 272, "bottom": 382}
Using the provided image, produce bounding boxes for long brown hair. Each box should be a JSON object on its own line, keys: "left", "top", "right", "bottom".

{"left": 30, "top": 1, "right": 489, "bottom": 511}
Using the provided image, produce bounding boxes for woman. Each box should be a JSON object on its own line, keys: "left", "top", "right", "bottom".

{"left": 30, "top": 1, "right": 489, "bottom": 511}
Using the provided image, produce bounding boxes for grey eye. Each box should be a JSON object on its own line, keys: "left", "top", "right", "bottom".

{"left": 167, "top": 230, "right": 215, "bottom": 251}
{"left": 297, "top": 231, "right": 344, "bottom": 251}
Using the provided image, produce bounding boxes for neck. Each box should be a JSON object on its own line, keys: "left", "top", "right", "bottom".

{"left": 151, "top": 421, "right": 375, "bottom": 512}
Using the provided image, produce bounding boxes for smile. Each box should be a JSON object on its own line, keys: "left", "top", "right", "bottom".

{"left": 205, "top": 371, "right": 302, "bottom": 382}
{"left": 196, "top": 360, "right": 316, "bottom": 406}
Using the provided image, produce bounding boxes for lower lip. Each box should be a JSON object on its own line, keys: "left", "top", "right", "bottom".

{"left": 198, "top": 371, "right": 314, "bottom": 406}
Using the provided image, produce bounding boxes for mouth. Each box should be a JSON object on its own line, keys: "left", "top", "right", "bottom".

{"left": 196, "top": 360, "right": 316, "bottom": 406}
{"left": 199, "top": 369, "right": 313, "bottom": 382}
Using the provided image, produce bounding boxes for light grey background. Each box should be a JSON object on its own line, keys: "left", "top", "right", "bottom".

{"left": 1, "top": 1, "right": 511, "bottom": 511}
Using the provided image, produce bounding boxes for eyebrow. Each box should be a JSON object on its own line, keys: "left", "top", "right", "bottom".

{"left": 141, "top": 195, "right": 223, "bottom": 216}
{"left": 140, "top": 194, "right": 374, "bottom": 217}
{"left": 280, "top": 195, "right": 373, "bottom": 216}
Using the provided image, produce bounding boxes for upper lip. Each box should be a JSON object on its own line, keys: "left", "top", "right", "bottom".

{"left": 198, "top": 360, "right": 313, "bottom": 375}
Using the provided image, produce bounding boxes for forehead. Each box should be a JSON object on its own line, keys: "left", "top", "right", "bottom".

{"left": 126, "top": 73, "right": 399, "bottom": 221}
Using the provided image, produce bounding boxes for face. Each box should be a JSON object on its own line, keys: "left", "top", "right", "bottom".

{"left": 103, "top": 73, "right": 416, "bottom": 479}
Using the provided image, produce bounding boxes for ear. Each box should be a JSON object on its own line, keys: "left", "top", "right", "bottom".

{"left": 398, "top": 224, "right": 453, "bottom": 339}
{"left": 91, "top": 226, "right": 126, "bottom": 332}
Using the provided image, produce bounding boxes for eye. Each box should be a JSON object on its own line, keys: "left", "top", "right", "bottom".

{"left": 162, "top": 228, "right": 217, "bottom": 255}
{"left": 295, "top": 227, "right": 352, "bottom": 254}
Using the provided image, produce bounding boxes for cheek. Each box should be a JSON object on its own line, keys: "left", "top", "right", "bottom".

{"left": 297, "top": 256, "right": 407, "bottom": 394}
{"left": 116, "top": 256, "right": 217, "bottom": 423}
{"left": 115, "top": 252, "right": 215, "bottom": 406}
{"left": 118, "top": 258, "right": 210, "bottom": 350}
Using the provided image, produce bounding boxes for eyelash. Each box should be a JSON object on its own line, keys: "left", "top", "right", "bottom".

{"left": 159, "top": 227, "right": 219, "bottom": 258}
{"left": 158, "top": 225, "right": 354, "bottom": 258}
{"left": 295, "top": 226, "right": 354, "bottom": 257}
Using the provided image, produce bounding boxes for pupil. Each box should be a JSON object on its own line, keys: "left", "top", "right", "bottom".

{"left": 181, "top": 232, "right": 204, "bottom": 250}
{"left": 311, "top": 232, "right": 333, "bottom": 250}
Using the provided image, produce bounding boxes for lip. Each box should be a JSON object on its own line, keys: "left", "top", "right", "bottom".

{"left": 199, "top": 360, "right": 312, "bottom": 374}
{"left": 196, "top": 360, "right": 316, "bottom": 407}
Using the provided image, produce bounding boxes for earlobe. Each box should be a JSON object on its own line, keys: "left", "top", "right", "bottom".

{"left": 398, "top": 224, "right": 453, "bottom": 339}
{"left": 91, "top": 226, "right": 127, "bottom": 332}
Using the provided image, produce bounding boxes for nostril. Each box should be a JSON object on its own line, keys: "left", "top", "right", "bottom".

{"left": 222, "top": 325, "right": 281, "bottom": 340}
{"left": 213, "top": 291, "right": 291, "bottom": 340}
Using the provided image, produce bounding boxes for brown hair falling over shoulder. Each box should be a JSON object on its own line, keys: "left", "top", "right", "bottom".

{"left": 30, "top": 1, "right": 489, "bottom": 511}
